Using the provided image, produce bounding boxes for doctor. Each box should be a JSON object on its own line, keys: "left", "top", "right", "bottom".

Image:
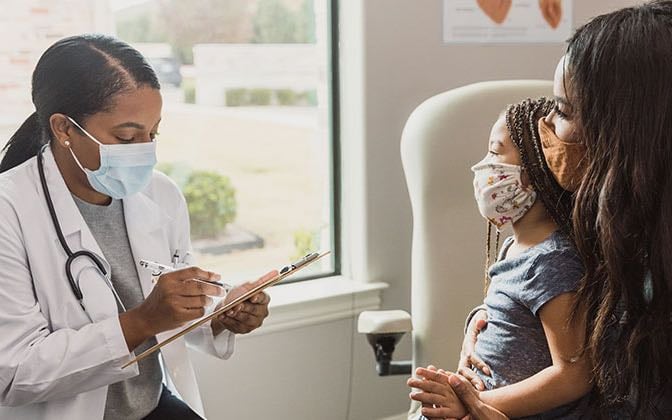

{"left": 0, "top": 34, "right": 272, "bottom": 419}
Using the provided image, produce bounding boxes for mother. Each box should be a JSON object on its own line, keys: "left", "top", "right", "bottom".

{"left": 419, "top": 1, "right": 672, "bottom": 418}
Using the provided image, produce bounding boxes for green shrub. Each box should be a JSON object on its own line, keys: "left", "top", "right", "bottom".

{"left": 226, "top": 88, "right": 248, "bottom": 106}
{"left": 249, "top": 88, "right": 272, "bottom": 105}
{"left": 156, "top": 162, "right": 192, "bottom": 189}
{"left": 183, "top": 171, "right": 237, "bottom": 239}
{"left": 156, "top": 162, "right": 175, "bottom": 177}
{"left": 276, "top": 89, "right": 298, "bottom": 106}
{"left": 293, "top": 229, "right": 317, "bottom": 260}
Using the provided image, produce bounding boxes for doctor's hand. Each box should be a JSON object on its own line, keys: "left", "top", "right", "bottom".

{"left": 210, "top": 270, "right": 275, "bottom": 336}
{"left": 120, "top": 266, "right": 224, "bottom": 350}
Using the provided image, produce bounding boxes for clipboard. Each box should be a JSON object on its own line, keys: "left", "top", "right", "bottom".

{"left": 122, "top": 251, "right": 330, "bottom": 368}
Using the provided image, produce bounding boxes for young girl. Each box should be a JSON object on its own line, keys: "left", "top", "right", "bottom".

{"left": 408, "top": 97, "right": 591, "bottom": 419}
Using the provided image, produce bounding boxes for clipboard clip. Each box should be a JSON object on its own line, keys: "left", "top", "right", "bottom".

{"left": 279, "top": 252, "right": 320, "bottom": 275}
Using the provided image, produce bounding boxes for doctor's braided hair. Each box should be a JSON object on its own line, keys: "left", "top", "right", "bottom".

{"left": 0, "top": 34, "right": 160, "bottom": 173}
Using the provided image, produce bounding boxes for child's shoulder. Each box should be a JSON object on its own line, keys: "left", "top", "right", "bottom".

{"left": 533, "top": 231, "right": 580, "bottom": 265}
{"left": 525, "top": 231, "right": 583, "bottom": 288}
{"left": 522, "top": 232, "right": 584, "bottom": 314}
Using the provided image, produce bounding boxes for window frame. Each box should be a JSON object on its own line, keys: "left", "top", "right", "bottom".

{"left": 275, "top": 0, "right": 341, "bottom": 284}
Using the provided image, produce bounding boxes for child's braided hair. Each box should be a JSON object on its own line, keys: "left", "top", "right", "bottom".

{"left": 483, "top": 97, "right": 575, "bottom": 294}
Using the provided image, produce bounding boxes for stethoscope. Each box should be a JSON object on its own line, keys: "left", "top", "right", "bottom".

{"left": 37, "top": 145, "right": 126, "bottom": 313}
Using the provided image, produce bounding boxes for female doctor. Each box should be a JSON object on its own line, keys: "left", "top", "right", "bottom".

{"left": 0, "top": 34, "right": 272, "bottom": 419}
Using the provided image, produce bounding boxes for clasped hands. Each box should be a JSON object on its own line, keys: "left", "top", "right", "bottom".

{"left": 407, "top": 311, "right": 507, "bottom": 420}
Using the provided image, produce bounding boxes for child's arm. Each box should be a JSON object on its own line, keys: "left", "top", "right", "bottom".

{"left": 479, "top": 292, "right": 591, "bottom": 418}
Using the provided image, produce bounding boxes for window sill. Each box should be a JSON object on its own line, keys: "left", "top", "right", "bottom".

{"left": 236, "top": 276, "right": 389, "bottom": 339}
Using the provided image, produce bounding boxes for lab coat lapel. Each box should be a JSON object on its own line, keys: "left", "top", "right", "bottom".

{"left": 123, "top": 189, "right": 204, "bottom": 415}
{"left": 123, "top": 190, "right": 172, "bottom": 299}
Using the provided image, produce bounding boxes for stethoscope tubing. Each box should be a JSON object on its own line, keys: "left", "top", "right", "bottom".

{"left": 37, "top": 146, "right": 111, "bottom": 306}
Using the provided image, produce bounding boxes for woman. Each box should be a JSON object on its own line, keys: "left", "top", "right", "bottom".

{"left": 422, "top": 1, "right": 672, "bottom": 418}
{"left": 0, "top": 34, "right": 271, "bottom": 420}
{"left": 410, "top": 98, "right": 590, "bottom": 419}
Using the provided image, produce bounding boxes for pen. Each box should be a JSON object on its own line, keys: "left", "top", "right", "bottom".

{"left": 139, "top": 259, "right": 231, "bottom": 291}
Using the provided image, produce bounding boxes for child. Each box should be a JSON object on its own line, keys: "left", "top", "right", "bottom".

{"left": 408, "top": 97, "right": 591, "bottom": 419}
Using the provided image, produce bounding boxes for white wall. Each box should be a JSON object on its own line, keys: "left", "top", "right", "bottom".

{"left": 193, "top": 1, "right": 642, "bottom": 419}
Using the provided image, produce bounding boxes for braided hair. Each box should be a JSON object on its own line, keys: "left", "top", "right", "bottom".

{"left": 506, "top": 97, "right": 574, "bottom": 233}
{"left": 483, "top": 97, "right": 575, "bottom": 293}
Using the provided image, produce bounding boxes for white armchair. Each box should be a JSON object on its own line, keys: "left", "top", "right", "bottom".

{"left": 358, "top": 80, "right": 553, "bottom": 419}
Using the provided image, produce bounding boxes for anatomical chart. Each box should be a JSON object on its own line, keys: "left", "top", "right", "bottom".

{"left": 443, "top": 0, "right": 572, "bottom": 43}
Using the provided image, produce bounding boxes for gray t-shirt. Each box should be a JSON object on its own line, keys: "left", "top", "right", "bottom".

{"left": 73, "top": 196, "right": 162, "bottom": 420}
{"left": 474, "top": 231, "right": 589, "bottom": 419}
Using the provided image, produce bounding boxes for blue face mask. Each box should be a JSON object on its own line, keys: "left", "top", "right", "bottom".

{"left": 66, "top": 116, "right": 157, "bottom": 199}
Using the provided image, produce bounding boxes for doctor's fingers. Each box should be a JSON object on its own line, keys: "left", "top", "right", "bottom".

{"left": 236, "top": 292, "right": 270, "bottom": 313}
{"left": 226, "top": 305, "right": 266, "bottom": 325}
{"left": 249, "top": 291, "right": 270, "bottom": 305}
{"left": 162, "top": 267, "right": 221, "bottom": 284}
{"left": 179, "top": 306, "right": 207, "bottom": 321}
{"left": 215, "top": 314, "right": 257, "bottom": 334}
{"left": 177, "top": 278, "right": 226, "bottom": 297}
{"left": 174, "top": 294, "right": 213, "bottom": 309}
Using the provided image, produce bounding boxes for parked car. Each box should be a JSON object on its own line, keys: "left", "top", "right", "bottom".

{"left": 148, "top": 56, "right": 182, "bottom": 87}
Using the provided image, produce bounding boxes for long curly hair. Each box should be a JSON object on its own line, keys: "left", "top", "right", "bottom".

{"left": 567, "top": 1, "right": 672, "bottom": 416}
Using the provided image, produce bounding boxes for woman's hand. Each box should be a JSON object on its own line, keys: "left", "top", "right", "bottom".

{"left": 210, "top": 270, "right": 276, "bottom": 336}
{"left": 120, "top": 266, "right": 224, "bottom": 350}
{"left": 447, "top": 374, "right": 509, "bottom": 420}
{"left": 408, "top": 367, "right": 468, "bottom": 419}
{"left": 458, "top": 309, "right": 490, "bottom": 390}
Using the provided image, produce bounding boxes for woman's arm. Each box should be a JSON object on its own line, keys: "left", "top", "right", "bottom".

{"left": 458, "top": 306, "right": 490, "bottom": 390}
{"left": 479, "top": 292, "right": 591, "bottom": 417}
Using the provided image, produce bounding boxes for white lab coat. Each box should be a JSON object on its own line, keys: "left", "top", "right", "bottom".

{"left": 0, "top": 147, "right": 234, "bottom": 419}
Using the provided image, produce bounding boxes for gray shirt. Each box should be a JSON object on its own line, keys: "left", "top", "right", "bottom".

{"left": 474, "top": 231, "right": 589, "bottom": 419}
{"left": 73, "top": 196, "right": 162, "bottom": 420}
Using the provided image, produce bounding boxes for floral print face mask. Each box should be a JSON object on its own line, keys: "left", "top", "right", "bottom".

{"left": 471, "top": 159, "right": 537, "bottom": 230}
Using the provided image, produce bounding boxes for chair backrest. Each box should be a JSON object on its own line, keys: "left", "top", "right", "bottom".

{"left": 401, "top": 80, "right": 553, "bottom": 383}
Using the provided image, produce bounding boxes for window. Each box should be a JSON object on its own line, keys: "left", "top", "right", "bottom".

{"left": 0, "top": 0, "right": 339, "bottom": 285}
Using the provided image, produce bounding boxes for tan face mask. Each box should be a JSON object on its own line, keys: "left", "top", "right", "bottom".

{"left": 538, "top": 117, "right": 587, "bottom": 192}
